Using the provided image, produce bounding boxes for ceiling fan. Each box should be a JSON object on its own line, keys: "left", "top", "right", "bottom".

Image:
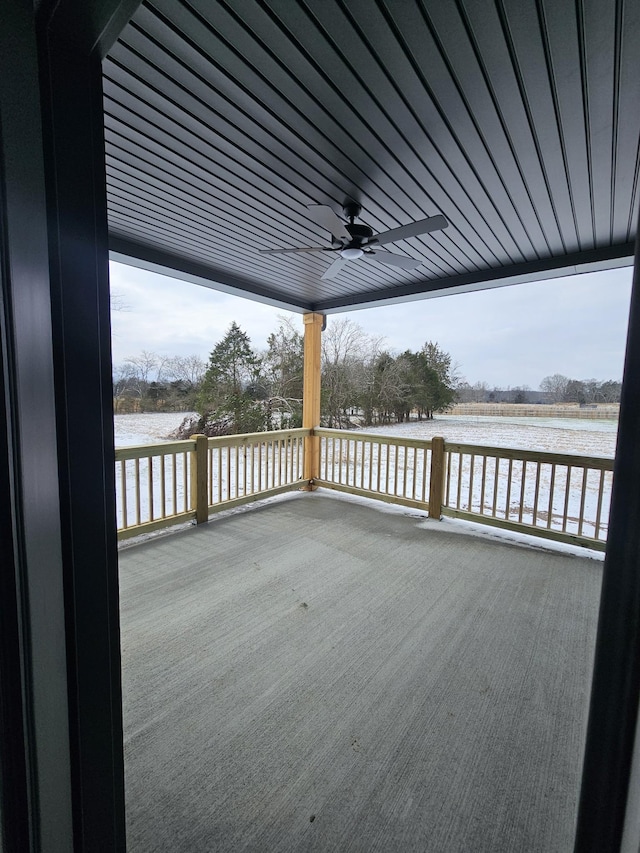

{"left": 259, "top": 202, "right": 448, "bottom": 280}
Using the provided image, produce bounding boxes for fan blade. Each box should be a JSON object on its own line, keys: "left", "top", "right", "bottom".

{"left": 364, "top": 251, "right": 422, "bottom": 270}
{"left": 321, "top": 257, "right": 351, "bottom": 281}
{"left": 259, "top": 246, "right": 332, "bottom": 254}
{"left": 373, "top": 214, "right": 448, "bottom": 246}
{"left": 307, "top": 204, "right": 351, "bottom": 241}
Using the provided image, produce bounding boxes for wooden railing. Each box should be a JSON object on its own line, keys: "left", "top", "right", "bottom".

{"left": 441, "top": 443, "right": 613, "bottom": 551}
{"left": 315, "top": 429, "right": 613, "bottom": 551}
{"left": 116, "top": 440, "right": 196, "bottom": 539}
{"left": 206, "top": 429, "right": 308, "bottom": 514}
{"left": 116, "top": 428, "right": 613, "bottom": 551}
{"left": 115, "top": 428, "right": 310, "bottom": 540}
{"left": 314, "top": 428, "right": 435, "bottom": 512}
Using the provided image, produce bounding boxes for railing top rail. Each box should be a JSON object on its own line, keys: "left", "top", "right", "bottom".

{"left": 315, "top": 427, "right": 433, "bottom": 451}
{"left": 115, "top": 439, "right": 196, "bottom": 461}
{"left": 444, "top": 441, "right": 614, "bottom": 470}
{"left": 206, "top": 427, "right": 310, "bottom": 448}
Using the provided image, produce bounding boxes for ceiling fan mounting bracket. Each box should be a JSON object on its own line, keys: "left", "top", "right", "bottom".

{"left": 343, "top": 201, "right": 361, "bottom": 222}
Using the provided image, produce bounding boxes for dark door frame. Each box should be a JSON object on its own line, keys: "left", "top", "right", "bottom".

{"left": 2, "top": 2, "right": 640, "bottom": 849}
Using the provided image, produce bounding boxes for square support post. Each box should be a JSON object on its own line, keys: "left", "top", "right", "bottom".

{"left": 302, "top": 313, "right": 324, "bottom": 488}
{"left": 190, "top": 434, "right": 209, "bottom": 523}
{"left": 428, "top": 437, "right": 446, "bottom": 518}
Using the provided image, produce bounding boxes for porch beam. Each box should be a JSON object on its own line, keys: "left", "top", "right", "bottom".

{"left": 42, "top": 0, "right": 142, "bottom": 59}
{"left": 302, "top": 313, "right": 324, "bottom": 487}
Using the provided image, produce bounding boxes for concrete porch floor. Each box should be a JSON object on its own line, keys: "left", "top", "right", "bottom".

{"left": 118, "top": 490, "right": 602, "bottom": 852}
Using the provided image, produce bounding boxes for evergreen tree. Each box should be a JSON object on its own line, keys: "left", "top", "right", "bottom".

{"left": 197, "top": 323, "right": 267, "bottom": 434}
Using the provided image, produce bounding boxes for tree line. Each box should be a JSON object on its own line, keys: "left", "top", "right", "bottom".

{"left": 113, "top": 317, "right": 622, "bottom": 433}
{"left": 113, "top": 317, "right": 457, "bottom": 435}
{"left": 113, "top": 353, "right": 207, "bottom": 413}
{"left": 456, "top": 374, "right": 621, "bottom": 405}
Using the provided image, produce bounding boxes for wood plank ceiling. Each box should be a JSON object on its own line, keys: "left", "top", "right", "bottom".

{"left": 104, "top": 0, "right": 640, "bottom": 313}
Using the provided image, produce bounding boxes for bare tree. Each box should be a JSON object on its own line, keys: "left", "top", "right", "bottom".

{"left": 539, "top": 374, "right": 570, "bottom": 403}
{"left": 321, "top": 318, "right": 384, "bottom": 427}
{"left": 164, "top": 355, "right": 206, "bottom": 388}
{"left": 110, "top": 291, "right": 129, "bottom": 312}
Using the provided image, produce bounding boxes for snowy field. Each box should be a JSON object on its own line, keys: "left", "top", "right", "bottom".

{"left": 114, "top": 412, "right": 196, "bottom": 447}
{"left": 360, "top": 414, "right": 617, "bottom": 458}
{"left": 114, "top": 411, "right": 617, "bottom": 457}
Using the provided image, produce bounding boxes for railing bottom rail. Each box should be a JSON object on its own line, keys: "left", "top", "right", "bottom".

{"left": 118, "top": 511, "right": 196, "bottom": 542}
{"left": 313, "top": 479, "right": 428, "bottom": 514}
{"left": 442, "top": 507, "right": 607, "bottom": 552}
{"left": 208, "top": 480, "right": 310, "bottom": 517}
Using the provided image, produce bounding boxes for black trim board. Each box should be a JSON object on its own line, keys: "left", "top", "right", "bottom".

{"left": 0, "top": 3, "right": 73, "bottom": 848}
{"left": 38, "top": 17, "right": 127, "bottom": 850}
{"left": 574, "top": 226, "right": 640, "bottom": 850}
{"left": 40, "top": 0, "right": 142, "bottom": 58}
{"left": 315, "top": 244, "right": 635, "bottom": 312}
{"left": 110, "top": 236, "right": 634, "bottom": 315}
{"left": 109, "top": 236, "right": 315, "bottom": 313}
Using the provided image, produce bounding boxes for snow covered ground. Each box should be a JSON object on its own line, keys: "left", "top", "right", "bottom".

{"left": 114, "top": 411, "right": 617, "bottom": 456}
{"left": 114, "top": 412, "right": 196, "bottom": 447}
{"left": 360, "top": 414, "right": 617, "bottom": 458}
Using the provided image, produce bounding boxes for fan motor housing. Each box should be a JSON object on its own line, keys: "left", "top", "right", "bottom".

{"left": 345, "top": 223, "right": 373, "bottom": 244}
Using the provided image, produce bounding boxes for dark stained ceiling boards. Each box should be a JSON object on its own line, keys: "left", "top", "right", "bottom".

{"left": 104, "top": 0, "right": 640, "bottom": 313}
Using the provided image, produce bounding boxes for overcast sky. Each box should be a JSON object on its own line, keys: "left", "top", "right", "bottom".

{"left": 110, "top": 261, "right": 632, "bottom": 390}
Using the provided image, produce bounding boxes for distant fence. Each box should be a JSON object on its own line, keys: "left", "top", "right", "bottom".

{"left": 116, "top": 428, "right": 614, "bottom": 551}
{"left": 449, "top": 403, "right": 619, "bottom": 420}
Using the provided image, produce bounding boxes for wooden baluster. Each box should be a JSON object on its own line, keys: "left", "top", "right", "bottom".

{"left": 134, "top": 458, "right": 141, "bottom": 526}
{"left": 532, "top": 462, "right": 541, "bottom": 527}
{"left": 456, "top": 453, "right": 463, "bottom": 510}
{"left": 148, "top": 456, "right": 154, "bottom": 521}
{"left": 393, "top": 444, "right": 399, "bottom": 496}
{"left": 492, "top": 457, "right": 500, "bottom": 517}
{"left": 468, "top": 454, "right": 475, "bottom": 511}
{"left": 518, "top": 460, "right": 527, "bottom": 523}
{"left": 421, "top": 447, "right": 428, "bottom": 504}
{"left": 577, "top": 467, "right": 589, "bottom": 536}
{"left": 120, "top": 461, "right": 128, "bottom": 530}
{"left": 411, "top": 447, "right": 417, "bottom": 500}
{"left": 547, "top": 463, "right": 556, "bottom": 529}
{"left": 505, "top": 459, "right": 513, "bottom": 520}
{"left": 403, "top": 446, "right": 409, "bottom": 498}
{"left": 562, "top": 466, "right": 572, "bottom": 532}
{"left": 171, "top": 454, "right": 177, "bottom": 515}
{"left": 594, "top": 469, "right": 606, "bottom": 540}
{"left": 159, "top": 454, "right": 166, "bottom": 519}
